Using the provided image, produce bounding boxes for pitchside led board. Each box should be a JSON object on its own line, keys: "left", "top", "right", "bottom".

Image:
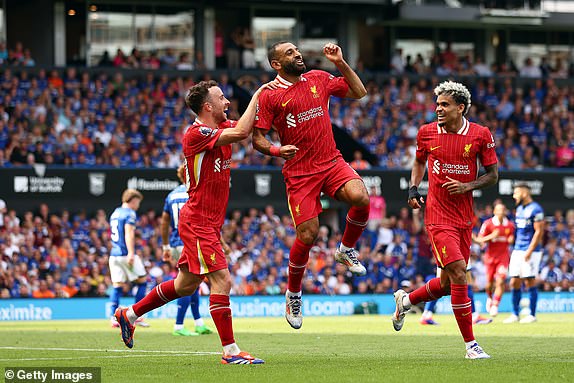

{"left": 1, "top": 292, "right": 573, "bottom": 321}
{"left": 2, "top": 166, "right": 574, "bottom": 216}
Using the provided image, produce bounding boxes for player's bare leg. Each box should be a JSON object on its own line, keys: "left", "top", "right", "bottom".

{"left": 490, "top": 275, "right": 505, "bottom": 317}
{"left": 485, "top": 279, "right": 494, "bottom": 314}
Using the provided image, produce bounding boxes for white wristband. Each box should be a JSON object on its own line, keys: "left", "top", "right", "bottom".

{"left": 162, "top": 245, "right": 171, "bottom": 251}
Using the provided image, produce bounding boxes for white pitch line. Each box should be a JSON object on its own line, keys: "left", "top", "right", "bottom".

{"left": 0, "top": 354, "right": 208, "bottom": 362}
{"left": 0, "top": 346, "right": 219, "bottom": 355}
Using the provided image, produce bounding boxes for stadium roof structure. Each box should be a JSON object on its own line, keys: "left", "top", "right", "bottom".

{"left": 479, "top": 7, "right": 550, "bottom": 25}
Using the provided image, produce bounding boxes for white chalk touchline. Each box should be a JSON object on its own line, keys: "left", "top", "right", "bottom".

{"left": 0, "top": 346, "right": 220, "bottom": 355}
{"left": 0, "top": 354, "right": 213, "bottom": 362}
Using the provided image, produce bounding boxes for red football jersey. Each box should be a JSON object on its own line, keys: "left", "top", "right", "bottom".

{"left": 255, "top": 70, "right": 349, "bottom": 178}
{"left": 479, "top": 216, "right": 515, "bottom": 260}
{"left": 181, "top": 119, "right": 235, "bottom": 228}
{"left": 416, "top": 119, "right": 498, "bottom": 227}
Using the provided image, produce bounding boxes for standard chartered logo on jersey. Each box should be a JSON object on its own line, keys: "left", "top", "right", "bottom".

{"left": 286, "top": 106, "right": 324, "bottom": 129}
{"left": 432, "top": 160, "right": 441, "bottom": 175}
{"left": 286, "top": 113, "right": 296, "bottom": 128}
{"left": 432, "top": 160, "right": 470, "bottom": 175}
{"left": 297, "top": 106, "right": 323, "bottom": 123}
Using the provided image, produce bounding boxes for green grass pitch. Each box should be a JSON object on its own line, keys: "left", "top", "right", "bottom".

{"left": 1, "top": 313, "right": 573, "bottom": 383}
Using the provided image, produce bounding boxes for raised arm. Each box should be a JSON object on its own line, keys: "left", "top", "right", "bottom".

{"left": 323, "top": 43, "right": 367, "bottom": 99}
{"left": 215, "top": 84, "right": 267, "bottom": 146}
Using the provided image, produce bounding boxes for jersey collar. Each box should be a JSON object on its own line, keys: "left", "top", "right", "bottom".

{"left": 492, "top": 216, "right": 508, "bottom": 226}
{"left": 275, "top": 75, "right": 307, "bottom": 88}
{"left": 438, "top": 117, "right": 470, "bottom": 135}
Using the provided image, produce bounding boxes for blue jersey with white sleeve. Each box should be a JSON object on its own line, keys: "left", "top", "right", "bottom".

{"left": 163, "top": 184, "right": 188, "bottom": 248}
{"left": 109, "top": 207, "right": 137, "bottom": 256}
{"left": 514, "top": 201, "right": 544, "bottom": 252}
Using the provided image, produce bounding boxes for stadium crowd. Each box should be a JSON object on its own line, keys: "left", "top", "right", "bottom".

{"left": 1, "top": 47, "right": 573, "bottom": 300}
{"left": 0, "top": 199, "right": 573, "bottom": 300}
{"left": 0, "top": 61, "right": 573, "bottom": 170}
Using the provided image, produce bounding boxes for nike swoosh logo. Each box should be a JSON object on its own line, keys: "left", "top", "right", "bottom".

{"left": 430, "top": 146, "right": 441, "bottom": 151}
{"left": 282, "top": 98, "right": 293, "bottom": 107}
{"left": 461, "top": 311, "right": 471, "bottom": 317}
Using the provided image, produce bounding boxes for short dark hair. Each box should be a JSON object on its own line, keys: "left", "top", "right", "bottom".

{"left": 267, "top": 41, "right": 289, "bottom": 66}
{"left": 514, "top": 183, "right": 531, "bottom": 191}
{"left": 185, "top": 80, "right": 218, "bottom": 115}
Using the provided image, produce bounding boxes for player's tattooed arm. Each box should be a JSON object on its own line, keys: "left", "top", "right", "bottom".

{"left": 443, "top": 163, "right": 498, "bottom": 195}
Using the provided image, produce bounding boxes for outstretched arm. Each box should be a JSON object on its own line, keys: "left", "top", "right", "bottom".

{"left": 323, "top": 43, "right": 367, "bottom": 99}
{"left": 216, "top": 84, "right": 269, "bottom": 146}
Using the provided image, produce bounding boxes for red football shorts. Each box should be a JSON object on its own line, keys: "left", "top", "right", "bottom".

{"left": 426, "top": 224, "right": 472, "bottom": 268}
{"left": 484, "top": 254, "right": 510, "bottom": 282}
{"left": 285, "top": 160, "right": 362, "bottom": 226}
{"left": 178, "top": 224, "right": 227, "bottom": 275}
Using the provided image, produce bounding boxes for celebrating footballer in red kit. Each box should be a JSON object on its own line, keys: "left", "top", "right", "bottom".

{"left": 253, "top": 41, "right": 370, "bottom": 330}
{"left": 114, "top": 80, "right": 274, "bottom": 365}
{"left": 393, "top": 80, "right": 499, "bottom": 359}
{"left": 475, "top": 203, "right": 515, "bottom": 317}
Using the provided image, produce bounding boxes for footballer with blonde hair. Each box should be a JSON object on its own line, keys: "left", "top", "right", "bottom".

{"left": 393, "top": 80, "right": 499, "bottom": 359}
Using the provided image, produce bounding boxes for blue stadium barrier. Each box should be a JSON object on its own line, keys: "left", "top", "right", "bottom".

{"left": 1, "top": 292, "right": 573, "bottom": 321}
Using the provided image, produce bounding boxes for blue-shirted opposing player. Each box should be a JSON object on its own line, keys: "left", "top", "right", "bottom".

{"left": 504, "top": 184, "right": 545, "bottom": 324}
{"left": 109, "top": 189, "right": 149, "bottom": 327}
{"left": 161, "top": 165, "right": 213, "bottom": 336}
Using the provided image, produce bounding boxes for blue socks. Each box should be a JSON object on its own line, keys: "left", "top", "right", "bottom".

{"left": 135, "top": 283, "right": 147, "bottom": 303}
{"left": 176, "top": 295, "right": 191, "bottom": 325}
{"left": 424, "top": 299, "right": 438, "bottom": 313}
{"left": 529, "top": 287, "right": 538, "bottom": 317}
{"left": 110, "top": 286, "right": 123, "bottom": 315}
{"left": 190, "top": 289, "right": 201, "bottom": 320}
{"left": 512, "top": 288, "right": 521, "bottom": 316}
{"left": 467, "top": 285, "right": 475, "bottom": 313}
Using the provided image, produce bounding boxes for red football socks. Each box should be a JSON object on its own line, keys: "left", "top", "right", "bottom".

{"left": 493, "top": 294, "right": 501, "bottom": 308}
{"left": 287, "top": 238, "right": 312, "bottom": 293}
{"left": 451, "top": 283, "right": 474, "bottom": 342}
{"left": 133, "top": 279, "right": 180, "bottom": 317}
{"left": 408, "top": 277, "right": 449, "bottom": 305}
{"left": 341, "top": 205, "right": 369, "bottom": 248}
{"left": 210, "top": 294, "right": 235, "bottom": 346}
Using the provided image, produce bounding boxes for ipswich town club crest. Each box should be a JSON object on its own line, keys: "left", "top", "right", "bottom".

{"left": 89, "top": 173, "right": 106, "bottom": 196}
